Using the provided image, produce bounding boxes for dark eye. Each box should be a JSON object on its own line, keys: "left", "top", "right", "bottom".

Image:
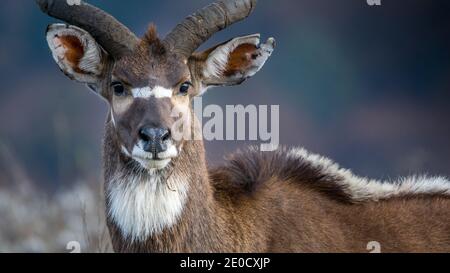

{"left": 179, "top": 82, "right": 192, "bottom": 96}
{"left": 111, "top": 82, "right": 126, "bottom": 96}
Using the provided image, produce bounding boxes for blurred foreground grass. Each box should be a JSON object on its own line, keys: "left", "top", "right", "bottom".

{"left": 0, "top": 181, "right": 112, "bottom": 253}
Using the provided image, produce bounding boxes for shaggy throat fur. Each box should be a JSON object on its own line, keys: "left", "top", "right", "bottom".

{"left": 106, "top": 170, "right": 188, "bottom": 242}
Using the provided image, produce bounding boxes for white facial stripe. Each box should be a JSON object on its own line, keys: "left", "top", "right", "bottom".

{"left": 152, "top": 86, "right": 173, "bottom": 98}
{"left": 131, "top": 87, "right": 153, "bottom": 98}
{"left": 131, "top": 86, "right": 172, "bottom": 99}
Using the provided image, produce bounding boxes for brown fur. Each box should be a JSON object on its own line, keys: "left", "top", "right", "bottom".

{"left": 225, "top": 43, "right": 258, "bottom": 77}
{"left": 113, "top": 32, "right": 187, "bottom": 89}
{"left": 101, "top": 30, "right": 450, "bottom": 254}
{"left": 58, "top": 35, "right": 84, "bottom": 74}
{"left": 44, "top": 10, "right": 450, "bottom": 254}
{"left": 142, "top": 24, "right": 165, "bottom": 55}
{"left": 209, "top": 148, "right": 450, "bottom": 252}
{"left": 103, "top": 124, "right": 450, "bottom": 253}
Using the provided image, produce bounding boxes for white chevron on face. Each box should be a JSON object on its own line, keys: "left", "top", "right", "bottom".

{"left": 131, "top": 86, "right": 172, "bottom": 99}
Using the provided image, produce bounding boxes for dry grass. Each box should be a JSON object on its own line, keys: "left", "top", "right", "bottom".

{"left": 0, "top": 133, "right": 112, "bottom": 252}
{"left": 0, "top": 181, "right": 113, "bottom": 253}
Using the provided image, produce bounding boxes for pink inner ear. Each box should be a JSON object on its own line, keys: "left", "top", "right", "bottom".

{"left": 53, "top": 35, "right": 85, "bottom": 73}
{"left": 224, "top": 43, "right": 258, "bottom": 76}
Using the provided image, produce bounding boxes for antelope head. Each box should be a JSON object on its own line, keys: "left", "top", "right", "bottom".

{"left": 38, "top": 0, "right": 275, "bottom": 171}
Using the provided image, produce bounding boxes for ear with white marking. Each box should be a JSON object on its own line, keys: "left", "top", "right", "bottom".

{"left": 196, "top": 34, "right": 275, "bottom": 92}
{"left": 46, "top": 24, "right": 108, "bottom": 85}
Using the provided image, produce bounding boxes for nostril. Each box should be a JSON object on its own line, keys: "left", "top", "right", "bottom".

{"left": 139, "top": 128, "right": 150, "bottom": 142}
{"left": 139, "top": 127, "right": 170, "bottom": 144}
{"left": 161, "top": 129, "right": 171, "bottom": 142}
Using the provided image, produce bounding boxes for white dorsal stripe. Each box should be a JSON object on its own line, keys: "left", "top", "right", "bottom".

{"left": 131, "top": 86, "right": 172, "bottom": 99}
{"left": 288, "top": 147, "right": 450, "bottom": 202}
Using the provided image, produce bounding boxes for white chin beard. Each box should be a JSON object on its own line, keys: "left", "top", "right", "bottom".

{"left": 135, "top": 158, "right": 171, "bottom": 170}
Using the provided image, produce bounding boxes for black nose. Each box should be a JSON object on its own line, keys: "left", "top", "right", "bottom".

{"left": 139, "top": 127, "right": 171, "bottom": 157}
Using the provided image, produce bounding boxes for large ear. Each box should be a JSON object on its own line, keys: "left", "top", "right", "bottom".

{"left": 46, "top": 24, "right": 108, "bottom": 85}
{"left": 196, "top": 34, "right": 275, "bottom": 91}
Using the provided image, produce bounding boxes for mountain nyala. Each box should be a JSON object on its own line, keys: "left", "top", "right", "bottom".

{"left": 37, "top": 0, "right": 450, "bottom": 252}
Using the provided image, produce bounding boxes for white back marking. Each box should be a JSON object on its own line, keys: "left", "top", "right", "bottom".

{"left": 288, "top": 147, "right": 450, "bottom": 202}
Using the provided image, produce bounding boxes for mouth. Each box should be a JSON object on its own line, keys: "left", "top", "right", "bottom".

{"left": 133, "top": 157, "right": 172, "bottom": 170}
{"left": 130, "top": 143, "right": 178, "bottom": 171}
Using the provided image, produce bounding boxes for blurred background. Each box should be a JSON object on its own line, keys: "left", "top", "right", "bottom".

{"left": 0, "top": 0, "right": 449, "bottom": 252}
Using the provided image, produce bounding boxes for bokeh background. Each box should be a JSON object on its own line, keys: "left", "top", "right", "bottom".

{"left": 0, "top": 0, "right": 449, "bottom": 252}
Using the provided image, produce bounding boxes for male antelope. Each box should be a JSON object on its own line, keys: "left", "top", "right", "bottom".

{"left": 38, "top": 0, "right": 450, "bottom": 252}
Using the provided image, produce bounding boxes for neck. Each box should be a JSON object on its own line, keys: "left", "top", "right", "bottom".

{"left": 103, "top": 123, "right": 230, "bottom": 252}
